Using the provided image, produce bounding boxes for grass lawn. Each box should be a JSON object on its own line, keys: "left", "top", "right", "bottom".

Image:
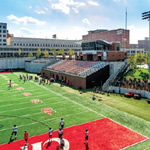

{"left": 124, "top": 68, "right": 149, "bottom": 79}
{"left": 0, "top": 72, "right": 150, "bottom": 150}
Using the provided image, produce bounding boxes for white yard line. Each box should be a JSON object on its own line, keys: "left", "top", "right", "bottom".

{"left": 0, "top": 101, "right": 30, "bottom": 108}
{"left": 0, "top": 101, "right": 75, "bottom": 122}
{"left": 0, "top": 104, "right": 46, "bottom": 114}
{"left": 0, "top": 110, "right": 88, "bottom": 132}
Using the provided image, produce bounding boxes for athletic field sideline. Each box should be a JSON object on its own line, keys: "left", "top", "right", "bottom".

{"left": 0, "top": 72, "right": 150, "bottom": 149}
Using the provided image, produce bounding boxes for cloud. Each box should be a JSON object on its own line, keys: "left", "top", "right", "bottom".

{"left": 29, "top": 6, "right": 32, "bottom": 9}
{"left": 34, "top": 10, "right": 46, "bottom": 14}
{"left": 50, "top": 0, "right": 85, "bottom": 15}
{"left": 82, "top": 18, "right": 90, "bottom": 25}
{"left": 113, "top": 0, "right": 127, "bottom": 5}
{"left": 7, "top": 14, "right": 46, "bottom": 25}
{"left": 128, "top": 25, "right": 148, "bottom": 43}
{"left": 72, "top": 8, "right": 79, "bottom": 13}
{"left": 87, "top": 0, "right": 99, "bottom": 6}
{"left": 113, "top": 0, "right": 120, "bottom": 2}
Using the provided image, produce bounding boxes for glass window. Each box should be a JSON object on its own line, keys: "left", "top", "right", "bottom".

{"left": 3, "top": 30, "right": 6, "bottom": 33}
{"left": 3, "top": 35, "right": 6, "bottom": 37}
{"left": 3, "top": 39, "right": 6, "bottom": 42}
{"left": 3, "top": 26, "right": 6, "bottom": 29}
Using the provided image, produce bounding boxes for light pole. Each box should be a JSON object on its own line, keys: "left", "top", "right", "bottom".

{"left": 142, "top": 11, "right": 150, "bottom": 81}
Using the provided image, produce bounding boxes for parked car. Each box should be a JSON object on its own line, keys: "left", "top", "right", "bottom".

{"left": 124, "top": 92, "right": 134, "bottom": 98}
{"left": 134, "top": 93, "right": 141, "bottom": 99}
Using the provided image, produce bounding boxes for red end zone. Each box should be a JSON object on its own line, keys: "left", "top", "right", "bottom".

{"left": 0, "top": 72, "right": 12, "bottom": 74}
{"left": 0, "top": 118, "right": 148, "bottom": 150}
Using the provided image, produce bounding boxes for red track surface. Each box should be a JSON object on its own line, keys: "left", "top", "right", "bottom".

{"left": 0, "top": 72, "right": 11, "bottom": 74}
{"left": 0, "top": 118, "right": 148, "bottom": 150}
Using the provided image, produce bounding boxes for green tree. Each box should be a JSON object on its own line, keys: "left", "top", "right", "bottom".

{"left": 28, "top": 52, "right": 33, "bottom": 57}
{"left": 67, "top": 49, "right": 74, "bottom": 55}
{"left": 44, "top": 49, "right": 49, "bottom": 57}
{"left": 18, "top": 49, "right": 21, "bottom": 56}
{"left": 145, "top": 51, "right": 149, "bottom": 64}
{"left": 36, "top": 48, "right": 41, "bottom": 58}
{"left": 135, "top": 52, "right": 144, "bottom": 66}
{"left": 128, "top": 56, "right": 136, "bottom": 70}
{"left": 51, "top": 48, "right": 55, "bottom": 56}
{"left": 58, "top": 48, "right": 64, "bottom": 55}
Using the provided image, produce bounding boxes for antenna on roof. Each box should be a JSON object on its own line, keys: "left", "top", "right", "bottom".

{"left": 125, "top": 7, "right": 127, "bottom": 30}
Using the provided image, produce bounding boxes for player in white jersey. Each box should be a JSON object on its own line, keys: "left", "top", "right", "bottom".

{"left": 58, "top": 128, "right": 63, "bottom": 139}
{"left": 10, "top": 125, "right": 17, "bottom": 139}
{"left": 49, "top": 127, "right": 53, "bottom": 142}
{"left": 60, "top": 118, "right": 65, "bottom": 129}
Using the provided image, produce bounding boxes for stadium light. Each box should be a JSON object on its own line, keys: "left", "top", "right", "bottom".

{"left": 142, "top": 11, "right": 150, "bottom": 82}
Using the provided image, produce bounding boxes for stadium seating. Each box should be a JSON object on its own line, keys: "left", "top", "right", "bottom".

{"left": 46, "top": 60, "right": 110, "bottom": 77}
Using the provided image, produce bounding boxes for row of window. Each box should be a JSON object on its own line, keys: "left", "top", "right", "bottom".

{"left": 13, "top": 43, "right": 80, "bottom": 48}
{"left": 0, "top": 30, "right": 6, "bottom": 33}
{"left": 0, "top": 39, "right": 6, "bottom": 42}
{"left": 0, "top": 25, "right": 6, "bottom": 29}
{"left": 0, "top": 34, "right": 6, "bottom": 37}
{"left": 0, "top": 43, "right": 6, "bottom": 46}
{"left": 0, "top": 48, "right": 80, "bottom": 51}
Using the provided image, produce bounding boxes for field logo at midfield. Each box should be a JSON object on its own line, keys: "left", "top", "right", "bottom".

{"left": 31, "top": 99, "right": 42, "bottom": 104}
{"left": 41, "top": 108, "right": 56, "bottom": 115}
{"left": 16, "top": 87, "right": 24, "bottom": 90}
{"left": 20, "top": 138, "right": 70, "bottom": 150}
{"left": 23, "top": 93, "right": 32, "bottom": 96}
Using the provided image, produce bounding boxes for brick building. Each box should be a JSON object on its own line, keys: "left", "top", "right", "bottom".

{"left": 82, "top": 29, "right": 130, "bottom": 50}
{"left": 75, "top": 40, "right": 127, "bottom": 61}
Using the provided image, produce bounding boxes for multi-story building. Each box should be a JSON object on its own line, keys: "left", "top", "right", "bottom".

{"left": 0, "top": 23, "right": 7, "bottom": 46}
{"left": 126, "top": 48, "right": 144, "bottom": 57}
{"left": 0, "top": 22, "right": 82, "bottom": 57}
{"left": 82, "top": 29, "right": 130, "bottom": 50}
{"left": 75, "top": 39, "right": 127, "bottom": 61}
{"left": 129, "top": 37, "right": 150, "bottom": 55}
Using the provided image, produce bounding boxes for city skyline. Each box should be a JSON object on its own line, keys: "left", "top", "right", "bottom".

{"left": 0, "top": 0, "right": 150, "bottom": 43}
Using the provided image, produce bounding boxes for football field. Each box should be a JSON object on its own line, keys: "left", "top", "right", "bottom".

{"left": 0, "top": 72, "right": 150, "bottom": 150}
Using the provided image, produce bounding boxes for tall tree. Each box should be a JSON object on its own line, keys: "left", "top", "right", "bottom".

{"left": 145, "top": 51, "right": 149, "bottom": 64}
{"left": 128, "top": 56, "right": 136, "bottom": 70}
{"left": 44, "top": 49, "right": 49, "bottom": 57}
{"left": 135, "top": 52, "right": 144, "bottom": 66}
{"left": 58, "top": 48, "right": 64, "bottom": 55}
{"left": 67, "top": 49, "right": 74, "bottom": 55}
{"left": 36, "top": 48, "right": 41, "bottom": 58}
{"left": 28, "top": 52, "right": 33, "bottom": 57}
{"left": 18, "top": 49, "right": 21, "bottom": 56}
{"left": 51, "top": 48, "right": 55, "bottom": 56}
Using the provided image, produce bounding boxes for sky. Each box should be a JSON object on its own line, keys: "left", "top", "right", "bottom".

{"left": 0, "top": 0, "right": 150, "bottom": 44}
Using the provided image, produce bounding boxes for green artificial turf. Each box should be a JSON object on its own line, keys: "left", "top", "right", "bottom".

{"left": 0, "top": 72, "right": 150, "bottom": 150}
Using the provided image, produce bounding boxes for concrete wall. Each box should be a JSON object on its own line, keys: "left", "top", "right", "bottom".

{"left": 0, "top": 57, "right": 35, "bottom": 70}
{"left": 109, "top": 86, "right": 150, "bottom": 99}
{"left": 25, "top": 61, "right": 46, "bottom": 73}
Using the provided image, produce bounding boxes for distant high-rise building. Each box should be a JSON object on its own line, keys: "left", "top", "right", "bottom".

{"left": 0, "top": 23, "right": 7, "bottom": 46}
{"left": 82, "top": 29, "right": 130, "bottom": 50}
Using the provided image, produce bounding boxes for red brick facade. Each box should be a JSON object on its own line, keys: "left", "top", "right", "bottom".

{"left": 82, "top": 29, "right": 129, "bottom": 49}
{"left": 75, "top": 51, "right": 127, "bottom": 61}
